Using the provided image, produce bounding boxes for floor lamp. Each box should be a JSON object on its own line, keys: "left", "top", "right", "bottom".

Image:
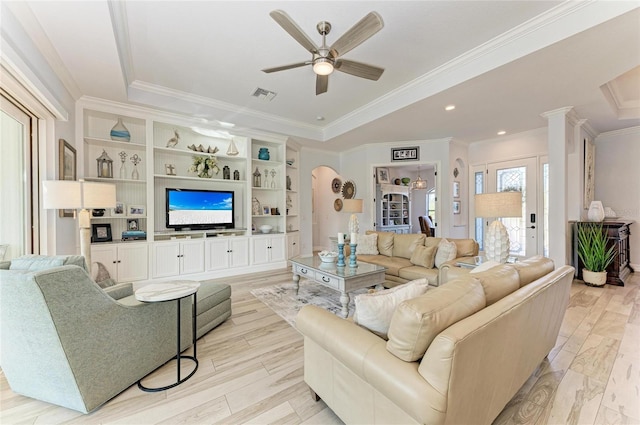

{"left": 475, "top": 192, "right": 522, "bottom": 263}
{"left": 42, "top": 180, "right": 116, "bottom": 269}
{"left": 342, "top": 199, "right": 363, "bottom": 237}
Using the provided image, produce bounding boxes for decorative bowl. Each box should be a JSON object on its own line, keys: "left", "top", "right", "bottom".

{"left": 401, "top": 177, "right": 411, "bottom": 186}
{"left": 259, "top": 225, "right": 273, "bottom": 234}
{"left": 318, "top": 251, "right": 338, "bottom": 263}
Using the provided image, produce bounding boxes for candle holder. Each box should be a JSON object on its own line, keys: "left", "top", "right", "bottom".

{"left": 349, "top": 243, "right": 358, "bottom": 268}
{"left": 337, "top": 243, "right": 346, "bottom": 267}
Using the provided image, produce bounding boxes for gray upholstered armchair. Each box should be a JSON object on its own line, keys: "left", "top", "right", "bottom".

{"left": 0, "top": 259, "right": 193, "bottom": 413}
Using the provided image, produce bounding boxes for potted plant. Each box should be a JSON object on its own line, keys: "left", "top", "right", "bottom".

{"left": 576, "top": 222, "right": 616, "bottom": 287}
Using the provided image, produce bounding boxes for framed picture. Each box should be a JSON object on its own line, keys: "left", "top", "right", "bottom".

{"left": 58, "top": 139, "right": 76, "bottom": 218}
{"left": 583, "top": 138, "right": 595, "bottom": 209}
{"left": 91, "top": 223, "right": 112, "bottom": 243}
{"left": 262, "top": 205, "right": 271, "bottom": 215}
{"left": 127, "top": 218, "right": 139, "bottom": 231}
{"left": 376, "top": 167, "right": 390, "bottom": 184}
{"left": 391, "top": 147, "right": 419, "bottom": 161}
{"left": 453, "top": 201, "right": 461, "bottom": 215}
{"left": 112, "top": 201, "right": 125, "bottom": 216}
{"left": 453, "top": 181, "right": 460, "bottom": 199}
{"left": 128, "top": 205, "right": 146, "bottom": 216}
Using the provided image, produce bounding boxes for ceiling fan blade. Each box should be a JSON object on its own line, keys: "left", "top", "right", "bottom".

{"left": 316, "top": 74, "right": 328, "bottom": 95}
{"left": 335, "top": 59, "right": 384, "bottom": 81}
{"left": 262, "top": 62, "right": 310, "bottom": 73}
{"left": 329, "top": 12, "right": 383, "bottom": 57}
{"left": 270, "top": 10, "right": 319, "bottom": 54}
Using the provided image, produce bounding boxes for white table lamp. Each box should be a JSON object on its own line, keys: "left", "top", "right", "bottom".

{"left": 342, "top": 199, "right": 363, "bottom": 235}
{"left": 475, "top": 192, "right": 522, "bottom": 263}
{"left": 42, "top": 179, "right": 116, "bottom": 268}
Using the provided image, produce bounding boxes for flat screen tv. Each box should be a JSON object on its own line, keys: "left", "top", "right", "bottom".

{"left": 166, "top": 188, "right": 235, "bottom": 230}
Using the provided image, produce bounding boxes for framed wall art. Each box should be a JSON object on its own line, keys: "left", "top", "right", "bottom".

{"left": 453, "top": 181, "right": 460, "bottom": 199}
{"left": 58, "top": 139, "right": 76, "bottom": 217}
{"left": 583, "top": 138, "right": 595, "bottom": 209}
{"left": 453, "top": 201, "right": 461, "bottom": 215}
{"left": 376, "top": 167, "right": 390, "bottom": 184}
{"left": 128, "top": 205, "right": 145, "bottom": 216}
{"left": 391, "top": 147, "right": 419, "bottom": 162}
{"left": 91, "top": 223, "right": 112, "bottom": 243}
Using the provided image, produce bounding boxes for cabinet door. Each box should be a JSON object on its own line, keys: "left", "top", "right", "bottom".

{"left": 229, "top": 238, "right": 249, "bottom": 268}
{"left": 251, "top": 237, "right": 271, "bottom": 265}
{"left": 270, "top": 235, "right": 287, "bottom": 262}
{"left": 153, "top": 242, "right": 181, "bottom": 278}
{"left": 180, "top": 240, "right": 205, "bottom": 275}
{"left": 91, "top": 245, "right": 118, "bottom": 280}
{"left": 118, "top": 244, "right": 148, "bottom": 282}
{"left": 206, "top": 239, "right": 231, "bottom": 271}
{"left": 287, "top": 234, "right": 300, "bottom": 259}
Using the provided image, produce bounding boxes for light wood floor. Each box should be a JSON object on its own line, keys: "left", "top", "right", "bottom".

{"left": 1, "top": 269, "right": 638, "bottom": 424}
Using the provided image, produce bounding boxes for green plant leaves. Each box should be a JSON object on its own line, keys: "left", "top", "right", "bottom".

{"left": 577, "top": 222, "right": 616, "bottom": 272}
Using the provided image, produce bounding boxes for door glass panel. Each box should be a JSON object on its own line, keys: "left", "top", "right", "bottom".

{"left": 543, "top": 163, "right": 549, "bottom": 257}
{"left": 496, "top": 167, "right": 525, "bottom": 257}
{"left": 474, "top": 171, "right": 484, "bottom": 250}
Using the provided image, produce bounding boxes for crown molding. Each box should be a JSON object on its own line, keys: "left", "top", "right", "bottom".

{"left": 595, "top": 125, "right": 640, "bottom": 142}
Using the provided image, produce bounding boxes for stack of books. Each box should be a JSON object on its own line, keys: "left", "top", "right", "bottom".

{"left": 122, "top": 230, "right": 147, "bottom": 241}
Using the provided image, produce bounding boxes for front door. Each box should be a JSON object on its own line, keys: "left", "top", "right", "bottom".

{"left": 487, "top": 158, "right": 539, "bottom": 259}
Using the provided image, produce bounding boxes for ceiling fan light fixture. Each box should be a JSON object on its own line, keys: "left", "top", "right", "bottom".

{"left": 313, "top": 58, "right": 334, "bottom": 75}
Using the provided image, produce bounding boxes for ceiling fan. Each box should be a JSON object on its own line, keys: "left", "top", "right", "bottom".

{"left": 262, "top": 10, "right": 385, "bottom": 95}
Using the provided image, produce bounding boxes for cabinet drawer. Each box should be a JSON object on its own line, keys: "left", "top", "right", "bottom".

{"left": 293, "top": 264, "right": 314, "bottom": 278}
{"left": 314, "top": 271, "right": 340, "bottom": 289}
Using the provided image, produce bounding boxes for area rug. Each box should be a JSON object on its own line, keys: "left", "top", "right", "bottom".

{"left": 251, "top": 280, "right": 368, "bottom": 327}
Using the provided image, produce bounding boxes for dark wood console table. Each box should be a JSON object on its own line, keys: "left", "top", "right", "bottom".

{"left": 571, "top": 220, "right": 634, "bottom": 286}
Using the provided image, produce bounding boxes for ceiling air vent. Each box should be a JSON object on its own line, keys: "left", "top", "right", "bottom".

{"left": 251, "top": 87, "right": 277, "bottom": 101}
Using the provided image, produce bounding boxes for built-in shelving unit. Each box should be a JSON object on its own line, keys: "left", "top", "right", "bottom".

{"left": 376, "top": 184, "right": 411, "bottom": 234}
{"left": 79, "top": 99, "right": 296, "bottom": 283}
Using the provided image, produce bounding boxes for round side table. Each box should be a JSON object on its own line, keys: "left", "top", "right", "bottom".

{"left": 135, "top": 280, "right": 200, "bottom": 392}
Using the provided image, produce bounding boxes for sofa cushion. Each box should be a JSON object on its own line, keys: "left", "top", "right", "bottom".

{"left": 392, "top": 234, "right": 426, "bottom": 259}
{"left": 353, "top": 279, "right": 429, "bottom": 339}
{"left": 510, "top": 255, "right": 555, "bottom": 287}
{"left": 358, "top": 233, "right": 379, "bottom": 255}
{"left": 470, "top": 264, "right": 520, "bottom": 305}
{"left": 410, "top": 245, "right": 436, "bottom": 269}
{"left": 367, "top": 256, "right": 413, "bottom": 276}
{"left": 469, "top": 260, "right": 501, "bottom": 274}
{"left": 386, "top": 279, "right": 486, "bottom": 361}
{"left": 369, "top": 231, "right": 394, "bottom": 257}
{"left": 10, "top": 257, "right": 65, "bottom": 271}
{"left": 449, "top": 238, "right": 479, "bottom": 257}
{"left": 398, "top": 266, "right": 439, "bottom": 285}
{"left": 434, "top": 239, "right": 457, "bottom": 268}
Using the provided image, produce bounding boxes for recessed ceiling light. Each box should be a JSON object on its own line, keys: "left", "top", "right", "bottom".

{"left": 497, "top": 130, "right": 506, "bottom": 135}
{"left": 316, "top": 116, "right": 325, "bottom": 121}
{"left": 445, "top": 105, "right": 456, "bottom": 111}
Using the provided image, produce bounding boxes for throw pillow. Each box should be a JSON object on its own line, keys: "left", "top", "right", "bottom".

{"left": 410, "top": 245, "right": 437, "bottom": 269}
{"left": 353, "top": 279, "right": 429, "bottom": 339}
{"left": 358, "top": 233, "right": 379, "bottom": 255}
{"left": 434, "top": 238, "right": 457, "bottom": 268}
{"left": 386, "top": 279, "right": 486, "bottom": 362}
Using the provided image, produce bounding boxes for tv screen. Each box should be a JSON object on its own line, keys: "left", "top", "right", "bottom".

{"left": 166, "top": 188, "right": 234, "bottom": 230}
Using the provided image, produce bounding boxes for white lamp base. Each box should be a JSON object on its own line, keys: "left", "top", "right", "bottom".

{"left": 348, "top": 214, "right": 359, "bottom": 235}
{"left": 485, "top": 220, "right": 510, "bottom": 263}
{"left": 78, "top": 209, "right": 92, "bottom": 269}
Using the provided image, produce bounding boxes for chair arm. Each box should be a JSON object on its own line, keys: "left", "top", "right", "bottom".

{"left": 104, "top": 282, "right": 134, "bottom": 300}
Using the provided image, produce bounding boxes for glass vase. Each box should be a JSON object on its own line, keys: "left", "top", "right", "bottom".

{"left": 110, "top": 118, "right": 131, "bottom": 142}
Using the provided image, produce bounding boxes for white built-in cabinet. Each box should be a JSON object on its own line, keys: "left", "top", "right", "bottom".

{"left": 251, "top": 234, "right": 287, "bottom": 265}
{"left": 79, "top": 99, "right": 297, "bottom": 283}
{"left": 205, "top": 237, "right": 249, "bottom": 271}
{"left": 152, "top": 239, "right": 205, "bottom": 278}
{"left": 91, "top": 243, "right": 148, "bottom": 282}
{"left": 376, "top": 184, "right": 411, "bottom": 234}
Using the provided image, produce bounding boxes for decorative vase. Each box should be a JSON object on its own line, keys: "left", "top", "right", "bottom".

{"left": 131, "top": 165, "right": 139, "bottom": 180}
{"left": 258, "top": 147, "right": 270, "bottom": 160}
{"left": 587, "top": 201, "right": 605, "bottom": 222}
{"left": 110, "top": 118, "right": 130, "bottom": 142}
{"left": 582, "top": 269, "right": 607, "bottom": 287}
{"left": 226, "top": 138, "right": 239, "bottom": 156}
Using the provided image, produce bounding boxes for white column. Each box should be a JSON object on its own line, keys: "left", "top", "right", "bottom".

{"left": 541, "top": 107, "right": 576, "bottom": 267}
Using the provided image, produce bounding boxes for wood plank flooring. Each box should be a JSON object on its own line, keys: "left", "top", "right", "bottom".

{"left": 1, "top": 269, "right": 638, "bottom": 424}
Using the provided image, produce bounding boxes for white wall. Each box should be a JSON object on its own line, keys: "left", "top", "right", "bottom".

{"left": 594, "top": 126, "right": 640, "bottom": 269}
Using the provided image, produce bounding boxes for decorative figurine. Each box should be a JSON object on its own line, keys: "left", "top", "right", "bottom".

{"left": 270, "top": 169, "right": 277, "bottom": 188}
{"left": 166, "top": 130, "right": 180, "bottom": 148}
{"left": 233, "top": 169, "right": 240, "bottom": 180}
{"left": 286, "top": 175, "right": 292, "bottom": 190}
{"left": 263, "top": 168, "right": 269, "bottom": 187}
{"left": 227, "top": 138, "right": 239, "bottom": 156}
{"left": 253, "top": 167, "right": 261, "bottom": 187}
{"left": 252, "top": 197, "right": 261, "bottom": 216}
{"left": 223, "top": 165, "right": 230, "bottom": 180}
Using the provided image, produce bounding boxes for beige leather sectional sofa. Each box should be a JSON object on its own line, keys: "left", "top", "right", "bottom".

{"left": 297, "top": 256, "right": 574, "bottom": 425}
{"left": 355, "top": 231, "right": 479, "bottom": 287}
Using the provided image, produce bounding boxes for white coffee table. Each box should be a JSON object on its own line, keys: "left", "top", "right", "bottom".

{"left": 135, "top": 280, "right": 200, "bottom": 392}
{"left": 290, "top": 256, "right": 386, "bottom": 318}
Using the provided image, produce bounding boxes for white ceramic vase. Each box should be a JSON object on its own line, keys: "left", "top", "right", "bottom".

{"left": 587, "top": 201, "right": 605, "bottom": 222}
{"left": 484, "top": 220, "right": 510, "bottom": 263}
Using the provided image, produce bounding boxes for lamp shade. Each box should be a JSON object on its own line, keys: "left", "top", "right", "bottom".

{"left": 42, "top": 180, "right": 116, "bottom": 210}
{"left": 475, "top": 192, "right": 522, "bottom": 218}
{"left": 342, "top": 199, "right": 363, "bottom": 214}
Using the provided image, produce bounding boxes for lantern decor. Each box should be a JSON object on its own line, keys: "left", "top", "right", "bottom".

{"left": 96, "top": 150, "right": 113, "bottom": 178}
{"left": 130, "top": 154, "right": 141, "bottom": 180}
{"left": 253, "top": 167, "right": 261, "bottom": 187}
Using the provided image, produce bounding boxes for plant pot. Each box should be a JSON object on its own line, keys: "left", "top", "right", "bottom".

{"left": 582, "top": 269, "right": 607, "bottom": 287}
